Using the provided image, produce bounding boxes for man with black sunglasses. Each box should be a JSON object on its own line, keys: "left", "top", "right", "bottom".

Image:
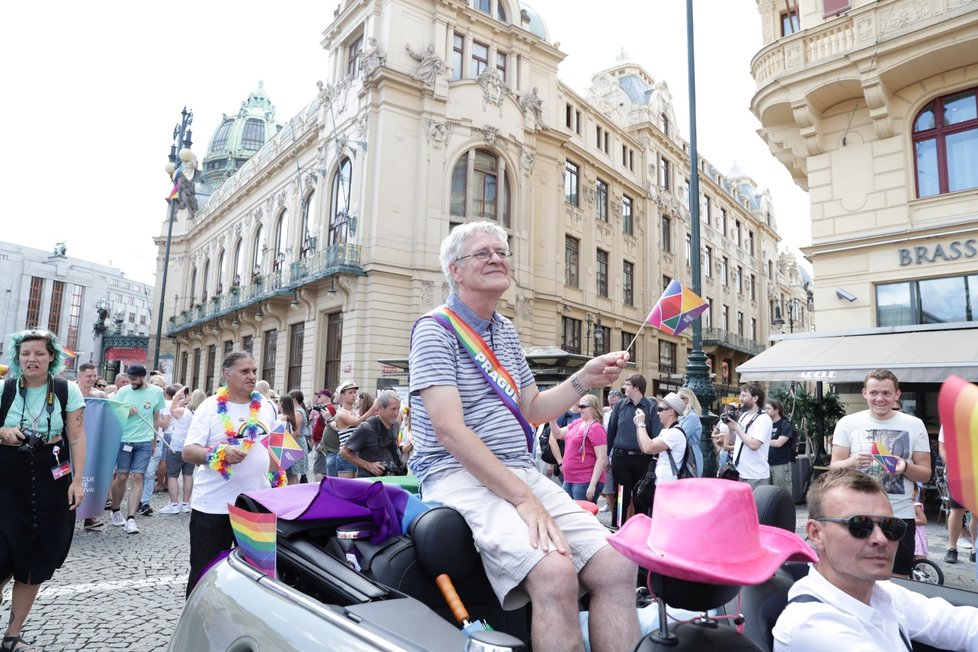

{"left": 774, "top": 468, "right": 978, "bottom": 651}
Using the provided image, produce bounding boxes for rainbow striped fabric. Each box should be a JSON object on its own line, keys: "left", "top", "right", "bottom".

{"left": 938, "top": 375, "right": 978, "bottom": 514}
{"left": 228, "top": 503, "right": 277, "bottom": 577}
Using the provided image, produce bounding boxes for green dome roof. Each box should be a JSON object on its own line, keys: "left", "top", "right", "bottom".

{"left": 201, "top": 81, "right": 282, "bottom": 188}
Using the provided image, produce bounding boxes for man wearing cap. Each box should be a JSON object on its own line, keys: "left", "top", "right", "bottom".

{"left": 410, "top": 221, "right": 639, "bottom": 651}
{"left": 725, "top": 382, "right": 773, "bottom": 490}
{"left": 333, "top": 380, "right": 379, "bottom": 478}
{"left": 774, "top": 468, "right": 978, "bottom": 651}
{"left": 830, "top": 369, "right": 930, "bottom": 578}
{"left": 108, "top": 364, "right": 165, "bottom": 534}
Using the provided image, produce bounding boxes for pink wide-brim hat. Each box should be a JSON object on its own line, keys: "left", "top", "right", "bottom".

{"left": 607, "top": 478, "right": 817, "bottom": 586}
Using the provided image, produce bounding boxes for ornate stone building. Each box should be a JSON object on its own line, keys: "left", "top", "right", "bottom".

{"left": 745, "top": 0, "right": 978, "bottom": 420}
{"left": 153, "top": 0, "right": 806, "bottom": 402}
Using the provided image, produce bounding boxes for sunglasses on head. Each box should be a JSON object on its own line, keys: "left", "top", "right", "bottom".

{"left": 815, "top": 515, "right": 908, "bottom": 541}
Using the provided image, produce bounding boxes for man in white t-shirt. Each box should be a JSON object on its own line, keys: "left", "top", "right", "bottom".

{"left": 182, "top": 352, "right": 277, "bottom": 597}
{"left": 830, "top": 368, "right": 931, "bottom": 578}
{"left": 726, "top": 383, "right": 773, "bottom": 489}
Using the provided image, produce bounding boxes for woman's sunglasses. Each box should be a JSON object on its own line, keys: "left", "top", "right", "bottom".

{"left": 95, "top": 383, "right": 106, "bottom": 388}
{"left": 577, "top": 404, "right": 589, "bottom": 409}
{"left": 815, "top": 515, "right": 907, "bottom": 541}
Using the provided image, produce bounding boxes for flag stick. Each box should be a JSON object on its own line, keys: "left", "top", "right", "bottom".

{"left": 624, "top": 322, "right": 648, "bottom": 355}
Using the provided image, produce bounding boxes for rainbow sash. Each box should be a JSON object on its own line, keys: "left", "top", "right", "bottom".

{"left": 426, "top": 306, "right": 534, "bottom": 452}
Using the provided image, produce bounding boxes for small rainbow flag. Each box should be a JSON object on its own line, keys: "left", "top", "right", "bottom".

{"left": 261, "top": 423, "right": 305, "bottom": 471}
{"left": 870, "top": 441, "right": 900, "bottom": 475}
{"left": 167, "top": 178, "right": 180, "bottom": 201}
{"left": 62, "top": 348, "right": 77, "bottom": 361}
{"left": 645, "top": 280, "right": 709, "bottom": 336}
{"left": 228, "top": 503, "right": 277, "bottom": 577}
{"left": 938, "top": 376, "right": 978, "bottom": 514}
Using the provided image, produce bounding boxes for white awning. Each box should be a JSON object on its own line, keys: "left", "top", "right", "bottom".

{"left": 736, "top": 324, "right": 978, "bottom": 384}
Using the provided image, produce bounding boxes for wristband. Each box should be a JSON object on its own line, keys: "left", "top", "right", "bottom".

{"left": 206, "top": 443, "right": 233, "bottom": 480}
{"left": 570, "top": 373, "right": 588, "bottom": 398}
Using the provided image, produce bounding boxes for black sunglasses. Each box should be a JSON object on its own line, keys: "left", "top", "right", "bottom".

{"left": 657, "top": 406, "right": 671, "bottom": 412}
{"left": 815, "top": 515, "right": 907, "bottom": 541}
{"left": 95, "top": 383, "right": 106, "bottom": 388}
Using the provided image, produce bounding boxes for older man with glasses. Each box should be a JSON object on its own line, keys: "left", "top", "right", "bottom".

{"left": 774, "top": 468, "right": 978, "bottom": 650}
{"left": 409, "top": 221, "right": 639, "bottom": 651}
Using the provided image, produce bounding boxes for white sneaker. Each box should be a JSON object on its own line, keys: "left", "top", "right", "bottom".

{"left": 180, "top": 503, "right": 191, "bottom": 513}
{"left": 598, "top": 501, "right": 610, "bottom": 513}
{"left": 125, "top": 518, "right": 139, "bottom": 534}
{"left": 111, "top": 511, "right": 126, "bottom": 527}
{"left": 159, "top": 503, "right": 181, "bottom": 515}
{"left": 958, "top": 537, "right": 974, "bottom": 550}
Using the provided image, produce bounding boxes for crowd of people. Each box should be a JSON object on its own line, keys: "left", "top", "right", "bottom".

{"left": 0, "top": 219, "right": 976, "bottom": 651}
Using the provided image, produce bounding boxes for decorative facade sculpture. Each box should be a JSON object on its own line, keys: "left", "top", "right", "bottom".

{"left": 405, "top": 44, "right": 450, "bottom": 86}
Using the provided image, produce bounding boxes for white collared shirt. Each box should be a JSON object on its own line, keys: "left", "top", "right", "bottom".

{"left": 774, "top": 566, "right": 978, "bottom": 651}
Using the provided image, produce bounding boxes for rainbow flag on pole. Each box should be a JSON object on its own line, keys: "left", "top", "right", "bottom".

{"left": 62, "top": 348, "right": 77, "bottom": 361}
{"left": 228, "top": 503, "right": 277, "bottom": 578}
{"left": 644, "top": 279, "right": 709, "bottom": 336}
{"left": 167, "top": 178, "right": 180, "bottom": 201}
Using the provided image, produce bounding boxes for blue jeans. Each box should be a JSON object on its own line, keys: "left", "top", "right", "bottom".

{"left": 141, "top": 437, "right": 166, "bottom": 504}
{"left": 335, "top": 456, "right": 357, "bottom": 475}
{"left": 563, "top": 481, "right": 604, "bottom": 502}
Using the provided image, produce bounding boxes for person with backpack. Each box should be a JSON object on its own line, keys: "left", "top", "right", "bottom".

{"left": 0, "top": 329, "right": 87, "bottom": 652}
{"left": 766, "top": 399, "right": 796, "bottom": 496}
{"left": 632, "top": 393, "right": 691, "bottom": 515}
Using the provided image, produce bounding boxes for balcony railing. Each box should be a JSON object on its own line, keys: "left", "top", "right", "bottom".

{"left": 751, "top": 0, "right": 968, "bottom": 87}
{"left": 702, "top": 327, "right": 765, "bottom": 356}
{"left": 167, "top": 243, "right": 363, "bottom": 335}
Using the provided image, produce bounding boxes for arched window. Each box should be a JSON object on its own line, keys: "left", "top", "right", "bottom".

{"left": 188, "top": 267, "right": 197, "bottom": 309}
{"left": 201, "top": 259, "right": 210, "bottom": 302}
{"left": 473, "top": 0, "right": 506, "bottom": 21}
{"left": 330, "top": 158, "right": 352, "bottom": 246}
{"left": 216, "top": 250, "right": 226, "bottom": 293}
{"left": 913, "top": 86, "right": 978, "bottom": 197}
{"left": 241, "top": 118, "right": 266, "bottom": 150}
{"left": 232, "top": 239, "right": 243, "bottom": 286}
{"left": 274, "top": 210, "right": 289, "bottom": 272}
{"left": 253, "top": 226, "right": 265, "bottom": 279}
{"left": 450, "top": 148, "right": 511, "bottom": 227}
{"left": 301, "top": 190, "right": 316, "bottom": 258}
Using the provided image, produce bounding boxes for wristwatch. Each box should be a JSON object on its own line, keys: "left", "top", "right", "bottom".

{"left": 570, "top": 373, "right": 588, "bottom": 398}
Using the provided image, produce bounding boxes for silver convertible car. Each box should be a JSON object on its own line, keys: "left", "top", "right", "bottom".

{"left": 170, "top": 479, "right": 978, "bottom": 652}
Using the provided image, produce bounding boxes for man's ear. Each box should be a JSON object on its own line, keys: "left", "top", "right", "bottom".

{"left": 806, "top": 519, "right": 824, "bottom": 552}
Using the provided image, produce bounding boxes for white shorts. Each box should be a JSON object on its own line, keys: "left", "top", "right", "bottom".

{"left": 422, "top": 466, "right": 609, "bottom": 609}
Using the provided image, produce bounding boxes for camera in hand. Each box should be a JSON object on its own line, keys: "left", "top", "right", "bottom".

{"left": 16, "top": 427, "right": 45, "bottom": 453}
{"left": 380, "top": 461, "right": 407, "bottom": 476}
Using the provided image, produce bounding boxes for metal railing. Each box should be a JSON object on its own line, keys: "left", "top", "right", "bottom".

{"left": 702, "top": 327, "right": 765, "bottom": 356}
{"left": 167, "top": 243, "right": 363, "bottom": 335}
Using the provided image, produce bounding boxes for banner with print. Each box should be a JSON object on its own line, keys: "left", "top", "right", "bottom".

{"left": 75, "top": 397, "right": 130, "bottom": 519}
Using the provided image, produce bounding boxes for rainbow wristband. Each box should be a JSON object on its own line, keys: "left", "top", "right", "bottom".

{"left": 206, "top": 443, "right": 233, "bottom": 480}
{"left": 268, "top": 469, "right": 287, "bottom": 488}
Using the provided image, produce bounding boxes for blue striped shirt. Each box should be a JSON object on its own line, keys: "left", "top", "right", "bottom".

{"left": 409, "top": 293, "right": 535, "bottom": 487}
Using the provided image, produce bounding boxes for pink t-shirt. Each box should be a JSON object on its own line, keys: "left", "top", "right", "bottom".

{"left": 561, "top": 419, "right": 608, "bottom": 484}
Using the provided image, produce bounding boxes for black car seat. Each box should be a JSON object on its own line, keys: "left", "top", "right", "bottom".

{"left": 356, "top": 506, "right": 531, "bottom": 644}
{"left": 738, "top": 485, "right": 811, "bottom": 652}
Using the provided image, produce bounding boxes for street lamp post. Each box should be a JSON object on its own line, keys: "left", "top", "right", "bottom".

{"left": 153, "top": 107, "right": 194, "bottom": 370}
{"left": 681, "top": 0, "right": 716, "bottom": 409}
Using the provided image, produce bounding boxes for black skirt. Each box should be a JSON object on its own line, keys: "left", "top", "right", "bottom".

{"left": 0, "top": 442, "right": 74, "bottom": 584}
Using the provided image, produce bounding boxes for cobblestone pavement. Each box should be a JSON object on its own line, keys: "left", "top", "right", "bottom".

{"left": 1, "top": 491, "right": 189, "bottom": 652}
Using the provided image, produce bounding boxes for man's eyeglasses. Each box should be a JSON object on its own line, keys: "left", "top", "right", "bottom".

{"left": 456, "top": 249, "right": 512, "bottom": 263}
{"left": 815, "top": 515, "right": 908, "bottom": 541}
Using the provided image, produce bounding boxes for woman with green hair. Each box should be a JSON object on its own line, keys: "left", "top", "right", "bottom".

{"left": 0, "top": 330, "right": 87, "bottom": 652}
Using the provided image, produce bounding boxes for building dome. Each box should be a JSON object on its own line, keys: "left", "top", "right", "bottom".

{"left": 201, "top": 81, "right": 282, "bottom": 188}
{"left": 518, "top": 2, "right": 549, "bottom": 40}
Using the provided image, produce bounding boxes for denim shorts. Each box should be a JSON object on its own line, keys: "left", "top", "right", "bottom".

{"left": 165, "top": 447, "right": 195, "bottom": 478}
{"left": 335, "top": 455, "right": 358, "bottom": 474}
{"left": 116, "top": 440, "right": 153, "bottom": 474}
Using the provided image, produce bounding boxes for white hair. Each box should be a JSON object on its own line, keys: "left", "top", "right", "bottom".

{"left": 439, "top": 221, "right": 508, "bottom": 293}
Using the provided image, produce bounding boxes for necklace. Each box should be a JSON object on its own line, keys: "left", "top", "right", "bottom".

{"left": 207, "top": 386, "right": 263, "bottom": 480}
{"left": 216, "top": 386, "right": 262, "bottom": 442}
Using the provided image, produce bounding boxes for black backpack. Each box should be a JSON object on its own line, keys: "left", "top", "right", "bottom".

{"left": 0, "top": 377, "right": 70, "bottom": 440}
{"left": 632, "top": 426, "right": 695, "bottom": 515}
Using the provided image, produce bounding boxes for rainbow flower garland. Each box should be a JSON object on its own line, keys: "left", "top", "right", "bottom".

{"left": 206, "top": 387, "right": 263, "bottom": 480}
